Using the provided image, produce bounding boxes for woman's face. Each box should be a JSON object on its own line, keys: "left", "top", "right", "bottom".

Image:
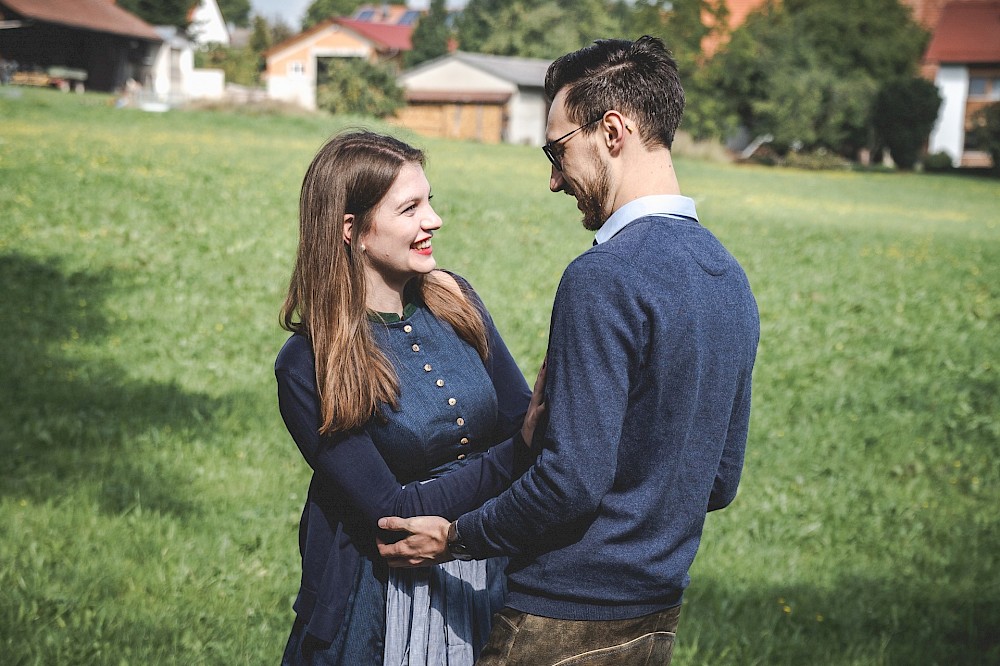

{"left": 357, "top": 162, "right": 442, "bottom": 296}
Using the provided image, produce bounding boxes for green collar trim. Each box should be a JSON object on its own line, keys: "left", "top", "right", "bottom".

{"left": 369, "top": 301, "right": 418, "bottom": 324}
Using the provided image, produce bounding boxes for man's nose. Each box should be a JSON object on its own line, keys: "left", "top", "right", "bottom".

{"left": 549, "top": 165, "right": 565, "bottom": 192}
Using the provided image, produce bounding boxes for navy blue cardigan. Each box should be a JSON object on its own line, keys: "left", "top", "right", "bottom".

{"left": 456, "top": 215, "right": 760, "bottom": 620}
{"left": 275, "top": 276, "right": 531, "bottom": 642}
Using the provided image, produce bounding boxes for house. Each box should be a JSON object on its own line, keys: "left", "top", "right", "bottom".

{"left": 265, "top": 18, "right": 412, "bottom": 110}
{"left": 0, "top": 0, "right": 160, "bottom": 92}
{"left": 395, "top": 51, "right": 551, "bottom": 145}
{"left": 188, "top": 0, "right": 230, "bottom": 47}
{"left": 149, "top": 26, "right": 225, "bottom": 105}
{"left": 923, "top": 1, "right": 1000, "bottom": 167}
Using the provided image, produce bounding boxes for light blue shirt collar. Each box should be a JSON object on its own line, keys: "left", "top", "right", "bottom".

{"left": 594, "top": 195, "right": 699, "bottom": 245}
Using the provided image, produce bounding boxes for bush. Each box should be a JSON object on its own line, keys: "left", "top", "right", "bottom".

{"left": 922, "top": 151, "right": 954, "bottom": 172}
{"left": 784, "top": 147, "right": 852, "bottom": 170}
{"left": 873, "top": 77, "right": 942, "bottom": 170}
{"left": 195, "top": 46, "right": 262, "bottom": 87}
{"left": 315, "top": 58, "right": 404, "bottom": 118}
{"left": 968, "top": 102, "right": 1000, "bottom": 172}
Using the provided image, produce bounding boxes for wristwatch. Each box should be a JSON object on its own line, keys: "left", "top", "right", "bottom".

{"left": 447, "top": 520, "right": 475, "bottom": 561}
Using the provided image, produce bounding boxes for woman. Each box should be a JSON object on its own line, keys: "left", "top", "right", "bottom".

{"left": 276, "top": 130, "right": 535, "bottom": 665}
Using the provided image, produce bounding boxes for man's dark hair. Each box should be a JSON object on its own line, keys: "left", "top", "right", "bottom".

{"left": 544, "top": 36, "right": 685, "bottom": 149}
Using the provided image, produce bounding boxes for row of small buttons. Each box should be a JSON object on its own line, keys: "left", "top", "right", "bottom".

{"left": 407, "top": 321, "right": 470, "bottom": 455}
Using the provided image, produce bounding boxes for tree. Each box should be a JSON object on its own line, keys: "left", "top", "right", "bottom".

{"left": 457, "top": 0, "right": 619, "bottom": 60}
{"left": 217, "top": 0, "right": 251, "bottom": 28}
{"left": 784, "top": 0, "right": 928, "bottom": 81}
{"left": 248, "top": 15, "right": 294, "bottom": 53}
{"left": 116, "top": 0, "right": 195, "bottom": 30}
{"left": 302, "top": 0, "right": 366, "bottom": 30}
{"left": 873, "top": 76, "right": 941, "bottom": 169}
{"left": 316, "top": 57, "right": 405, "bottom": 117}
{"left": 407, "top": 0, "right": 450, "bottom": 67}
{"left": 703, "top": 0, "right": 930, "bottom": 158}
{"left": 456, "top": 0, "right": 509, "bottom": 52}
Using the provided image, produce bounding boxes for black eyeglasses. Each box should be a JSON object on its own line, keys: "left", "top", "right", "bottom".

{"left": 542, "top": 116, "right": 604, "bottom": 172}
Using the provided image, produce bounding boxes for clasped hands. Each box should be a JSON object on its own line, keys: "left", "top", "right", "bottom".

{"left": 377, "top": 360, "right": 547, "bottom": 568}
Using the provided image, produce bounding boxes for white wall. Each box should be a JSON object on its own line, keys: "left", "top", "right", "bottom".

{"left": 188, "top": 69, "right": 225, "bottom": 99}
{"left": 400, "top": 60, "right": 516, "bottom": 95}
{"left": 189, "top": 0, "right": 230, "bottom": 46}
{"left": 929, "top": 65, "right": 969, "bottom": 167}
{"left": 151, "top": 43, "right": 193, "bottom": 102}
{"left": 267, "top": 73, "right": 316, "bottom": 109}
{"left": 506, "top": 88, "right": 547, "bottom": 146}
{"left": 149, "top": 38, "right": 226, "bottom": 104}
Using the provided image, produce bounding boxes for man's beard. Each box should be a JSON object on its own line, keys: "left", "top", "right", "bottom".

{"left": 574, "top": 159, "right": 611, "bottom": 231}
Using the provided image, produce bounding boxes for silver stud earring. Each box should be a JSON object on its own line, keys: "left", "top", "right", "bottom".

{"left": 360, "top": 243, "right": 366, "bottom": 252}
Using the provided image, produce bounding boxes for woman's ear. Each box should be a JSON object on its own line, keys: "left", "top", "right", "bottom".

{"left": 343, "top": 213, "right": 355, "bottom": 246}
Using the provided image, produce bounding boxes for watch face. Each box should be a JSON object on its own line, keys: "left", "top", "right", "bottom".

{"left": 449, "top": 546, "right": 475, "bottom": 562}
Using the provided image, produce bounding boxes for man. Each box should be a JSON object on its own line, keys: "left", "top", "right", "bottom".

{"left": 378, "top": 35, "right": 759, "bottom": 664}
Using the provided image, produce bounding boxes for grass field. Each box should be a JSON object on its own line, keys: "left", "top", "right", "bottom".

{"left": 1, "top": 87, "right": 998, "bottom": 665}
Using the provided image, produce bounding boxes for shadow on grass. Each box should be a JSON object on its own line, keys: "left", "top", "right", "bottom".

{"left": 0, "top": 252, "right": 221, "bottom": 516}
{"left": 683, "top": 569, "right": 999, "bottom": 665}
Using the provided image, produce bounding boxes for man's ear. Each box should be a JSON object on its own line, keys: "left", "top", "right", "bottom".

{"left": 343, "top": 213, "right": 354, "bottom": 245}
{"left": 603, "top": 111, "right": 630, "bottom": 157}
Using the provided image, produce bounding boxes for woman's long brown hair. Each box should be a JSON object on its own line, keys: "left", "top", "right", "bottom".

{"left": 280, "top": 130, "right": 488, "bottom": 434}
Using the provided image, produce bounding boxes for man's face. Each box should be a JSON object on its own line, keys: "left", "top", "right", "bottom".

{"left": 545, "top": 90, "right": 611, "bottom": 231}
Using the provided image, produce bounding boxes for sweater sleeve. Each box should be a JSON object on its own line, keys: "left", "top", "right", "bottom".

{"left": 275, "top": 337, "right": 523, "bottom": 529}
{"left": 456, "top": 254, "right": 639, "bottom": 557}
{"left": 708, "top": 346, "right": 754, "bottom": 510}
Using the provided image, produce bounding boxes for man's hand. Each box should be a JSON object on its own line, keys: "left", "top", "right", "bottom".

{"left": 377, "top": 516, "right": 452, "bottom": 567}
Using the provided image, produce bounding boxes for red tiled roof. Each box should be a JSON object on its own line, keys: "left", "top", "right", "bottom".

{"left": 265, "top": 16, "right": 412, "bottom": 58}
{"left": 924, "top": 1, "right": 1000, "bottom": 64}
{"left": 0, "top": 0, "right": 161, "bottom": 41}
{"left": 336, "top": 18, "right": 412, "bottom": 51}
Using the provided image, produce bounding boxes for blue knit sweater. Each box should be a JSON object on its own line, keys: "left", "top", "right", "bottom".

{"left": 455, "top": 213, "right": 759, "bottom": 620}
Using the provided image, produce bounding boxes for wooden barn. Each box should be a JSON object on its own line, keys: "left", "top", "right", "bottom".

{"left": 0, "top": 0, "right": 160, "bottom": 93}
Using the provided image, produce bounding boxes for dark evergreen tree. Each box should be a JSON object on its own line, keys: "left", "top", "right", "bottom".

{"left": 456, "top": 0, "right": 618, "bottom": 60}
{"left": 406, "top": 0, "right": 450, "bottom": 67}
{"left": 217, "top": 0, "right": 251, "bottom": 27}
{"left": 873, "top": 76, "right": 942, "bottom": 169}
{"left": 116, "top": 0, "right": 195, "bottom": 30}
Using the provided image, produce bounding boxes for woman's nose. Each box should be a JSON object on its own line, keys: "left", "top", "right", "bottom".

{"left": 423, "top": 207, "right": 443, "bottom": 230}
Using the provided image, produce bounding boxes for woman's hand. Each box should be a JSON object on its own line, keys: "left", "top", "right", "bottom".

{"left": 520, "top": 358, "right": 547, "bottom": 447}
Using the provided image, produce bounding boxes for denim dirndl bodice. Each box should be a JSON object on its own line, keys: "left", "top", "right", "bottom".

{"left": 367, "top": 304, "right": 499, "bottom": 484}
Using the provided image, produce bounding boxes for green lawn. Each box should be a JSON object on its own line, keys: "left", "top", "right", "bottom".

{"left": 1, "top": 87, "right": 998, "bottom": 665}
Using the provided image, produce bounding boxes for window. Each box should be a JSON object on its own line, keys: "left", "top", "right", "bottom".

{"left": 288, "top": 61, "right": 305, "bottom": 76}
{"left": 968, "top": 71, "right": 1000, "bottom": 101}
{"left": 356, "top": 9, "right": 375, "bottom": 21}
{"left": 399, "top": 10, "right": 420, "bottom": 25}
